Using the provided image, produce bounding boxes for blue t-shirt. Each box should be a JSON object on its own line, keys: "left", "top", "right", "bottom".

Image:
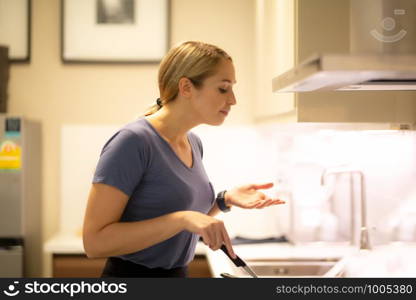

{"left": 92, "top": 117, "right": 215, "bottom": 269}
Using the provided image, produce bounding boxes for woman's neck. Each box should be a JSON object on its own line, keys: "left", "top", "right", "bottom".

{"left": 145, "top": 104, "right": 199, "bottom": 146}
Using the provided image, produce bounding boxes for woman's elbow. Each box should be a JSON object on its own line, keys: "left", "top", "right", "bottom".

{"left": 83, "top": 233, "right": 105, "bottom": 258}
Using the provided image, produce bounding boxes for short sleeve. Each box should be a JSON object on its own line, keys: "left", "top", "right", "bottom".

{"left": 92, "top": 129, "right": 148, "bottom": 197}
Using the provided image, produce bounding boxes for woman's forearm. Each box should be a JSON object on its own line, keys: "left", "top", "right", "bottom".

{"left": 83, "top": 211, "right": 187, "bottom": 258}
{"left": 207, "top": 202, "right": 221, "bottom": 216}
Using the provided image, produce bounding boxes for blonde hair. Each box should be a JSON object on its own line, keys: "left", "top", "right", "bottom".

{"left": 144, "top": 41, "right": 232, "bottom": 116}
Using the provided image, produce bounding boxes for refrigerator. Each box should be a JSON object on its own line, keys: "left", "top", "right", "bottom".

{"left": 0, "top": 115, "right": 42, "bottom": 277}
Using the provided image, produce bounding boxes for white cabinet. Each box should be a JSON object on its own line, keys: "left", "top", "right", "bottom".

{"left": 254, "top": 0, "right": 416, "bottom": 125}
{"left": 254, "top": 0, "right": 296, "bottom": 122}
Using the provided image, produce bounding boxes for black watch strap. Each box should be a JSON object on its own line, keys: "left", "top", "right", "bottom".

{"left": 216, "top": 190, "right": 231, "bottom": 212}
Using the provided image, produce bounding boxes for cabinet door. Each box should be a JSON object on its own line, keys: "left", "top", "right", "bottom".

{"left": 188, "top": 255, "right": 212, "bottom": 278}
{"left": 254, "top": 0, "right": 296, "bottom": 122}
{"left": 53, "top": 254, "right": 106, "bottom": 278}
{"left": 53, "top": 254, "right": 212, "bottom": 278}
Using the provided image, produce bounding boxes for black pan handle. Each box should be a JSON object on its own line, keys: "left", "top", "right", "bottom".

{"left": 220, "top": 272, "right": 239, "bottom": 278}
{"left": 220, "top": 244, "right": 246, "bottom": 267}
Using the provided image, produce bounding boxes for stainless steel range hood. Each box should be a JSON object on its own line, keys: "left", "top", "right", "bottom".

{"left": 273, "top": 54, "right": 416, "bottom": 92}
{"left": 273, "top": 0, "right": 416, "bottom": 92}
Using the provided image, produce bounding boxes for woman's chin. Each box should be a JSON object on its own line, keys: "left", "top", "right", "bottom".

{"left": 208, "top": 118, "right": 226, "bottom": 126}
{"left": 202, "top": 113, "right": 228, "bottom": 126}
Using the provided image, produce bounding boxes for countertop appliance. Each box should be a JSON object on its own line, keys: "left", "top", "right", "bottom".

{"left": 0, "top": 115, "right": 42, "bottom": 277}
{"left": 273, "top": 0, "right": 416, "bottom": 92}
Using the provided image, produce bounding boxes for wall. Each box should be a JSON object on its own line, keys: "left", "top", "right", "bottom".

{"left": 7, "top": 0, "right": 255, "bottom": 276}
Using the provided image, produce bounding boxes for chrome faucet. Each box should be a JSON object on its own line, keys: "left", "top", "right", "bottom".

{"left": 321, "top": 167, "right": 371, "bottom": 250}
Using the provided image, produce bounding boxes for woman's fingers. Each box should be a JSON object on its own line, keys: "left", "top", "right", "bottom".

{"left": 273, "top": 199, "right": 286, "bottom": 205}
{"left": 253, "top": 198, "right": 286, "bottom": 209}
{"left": 213, "top": 222, "right": 223, "bottom": 250}
{"left": 242, "top": 200, "right": 262, "bottom": 209}
{"left": 238, "top": 197, "right": 285, "bottom": 209}
{"left": 204, "top": 221, "right": 227, "bottom": 251}
{"left": 207, "top": 226, "right": 218, "bottom": 249}
{"left": 201, "top": 220, "right": 235, "bottom": 258}
{"left": 251, "top": 182, "right": 274, "bottom": 190}
{"left": 201, "top": 232, "right": 211, "bottom": 247}
{"left": 221, "top": 225, "right": 236, "bottom": 258}
{"left": 255, "top": 199, "right": 273, "bottom": 209}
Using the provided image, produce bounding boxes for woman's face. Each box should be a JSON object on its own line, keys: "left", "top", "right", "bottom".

{"left": 191, "top": 59, "right": 237, "bottom": 126}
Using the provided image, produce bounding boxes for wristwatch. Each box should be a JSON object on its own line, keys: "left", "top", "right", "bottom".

{"left": 216, "top": 190, "right": 231, "bottom": 212}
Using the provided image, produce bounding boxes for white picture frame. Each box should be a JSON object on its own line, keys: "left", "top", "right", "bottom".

{"left": 0, "top": 0, "right": 31, "bottom": 62}
{"left": 61, "top": 0, "right": 170, "bottom": 63}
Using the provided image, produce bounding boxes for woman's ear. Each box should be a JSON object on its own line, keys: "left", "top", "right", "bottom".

{"left": 178, "top": 77, "right": 194, "bottom": 98}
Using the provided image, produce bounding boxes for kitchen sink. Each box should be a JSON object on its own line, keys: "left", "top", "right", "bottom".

{"left": 231, "top": 258, "right": 339, "bottom": 277}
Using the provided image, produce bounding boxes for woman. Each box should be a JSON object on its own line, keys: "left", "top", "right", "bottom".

{"left": 83, "top": 41, "right": 285, "bottom": 278}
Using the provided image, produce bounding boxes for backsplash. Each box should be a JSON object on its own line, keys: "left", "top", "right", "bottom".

{"left": 194, "top": 123, "right": 416, "bottom": 246}
{"left": 59, "top": 122, "right": 416, "bottom": 246}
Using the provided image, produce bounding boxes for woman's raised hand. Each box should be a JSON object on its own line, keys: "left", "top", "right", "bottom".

{"left": 225, "top": 182, "right": 286, "bottom": 209}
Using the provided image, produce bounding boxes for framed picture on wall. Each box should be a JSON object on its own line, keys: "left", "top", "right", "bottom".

{"left": 61, "top": 0, "right": 170, "bottom": 63}
{"left": 0, "top": 0, "right": 31, "bottom": 62}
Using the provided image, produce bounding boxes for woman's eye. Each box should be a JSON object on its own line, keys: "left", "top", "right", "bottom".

{"left": 219, "top": 88, "right": 228, "bottom": 94}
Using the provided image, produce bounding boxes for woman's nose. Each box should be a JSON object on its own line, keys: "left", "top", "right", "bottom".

{"left": 228, "top": 91, "right": 237, "bottom": 105}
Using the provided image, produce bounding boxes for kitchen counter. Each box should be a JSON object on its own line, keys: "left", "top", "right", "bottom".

{"left": 44, "top": 232, "right": 208, "bottom": 255}
{"left": 206, "top": 242, "right": 416, "bottom": 278}
{"left": 44, "top": 235, "right": 416, "bottom": 277}
{"left": 205, "top": 242, "right": 357, "bottom": 278}
{"left": 44, "top": 232, "right": 210, "bottom": 277}
{"left": 44, "top": 233, "right": 85, "bottom": 254}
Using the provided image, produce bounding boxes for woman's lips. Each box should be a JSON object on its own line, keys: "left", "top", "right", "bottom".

{"left": 220, "top": 110, "right": 229, "bottom": 116}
